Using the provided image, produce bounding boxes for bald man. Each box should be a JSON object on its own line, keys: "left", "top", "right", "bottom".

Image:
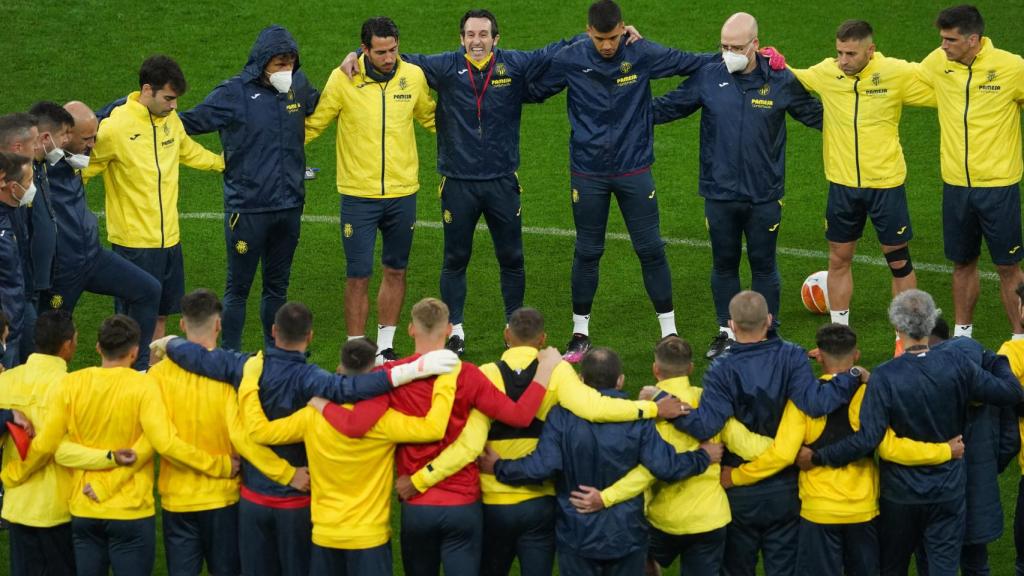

{"left": 42, "top": 102, "right": 159, "bottom": 369}
{"left": 652, "top": 13, "right": 822, "bottom": 360}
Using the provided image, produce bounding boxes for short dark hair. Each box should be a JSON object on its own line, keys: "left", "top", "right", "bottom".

{"left": 180, "top": 288, "right": 222, "bottom": 327}
{"left": 460, "top": 9, "right": 499, "bottom": 37}
{"left": 274, "top": 302, "right": 313, "bottom": 345}
{"left": 654, "top": 335, "right": 693, "bottom": 378}
{"left": 836, "top": 19, "right": 874, "bottom": 42}
{"left": 1, "top": 152, "right": 32, "bottom": 183}
{"left": 27, "top": 101, "right": 74, "bottom": 133}
{"left": 35, "top": 310, "right": 76, "bottom": 356}
{"left": 580, "top": 347, "right": 622, "bottom": 390}
{"left": 588, "top": 0, "right": 623, "bottom": 33}
{"left": 139, "top": 55, "right": 187, "bottom": 95}
{"left": 931, "top": 316, "right": 950, "bottom": 341}
{"left": 815, "top": 324, "right": 858, "bottom": 358}
{"left": 340, "top": 338, "right": 377, "bottom": 374}
{"left": 0, "top": 113, "right": 38, "bottom": 149}
{"left": 508, "top": 307, "right": 544, "bottom": 344}
{"left": 936, "top": 5, "right": 984, "bottom": 37}
{"left": 98, "top": 314, "right": 140, "bottom": 360}
{"left": 361, "top": 16, "right": 400, "bottom": 48}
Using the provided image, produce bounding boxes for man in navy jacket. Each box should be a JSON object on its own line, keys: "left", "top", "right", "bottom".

{"left": 653, "top": 12, "right": 823, "bottom": 360}
{"left": 480, "top": 347, "right": 720, "bottom": 576}
{"left": 804, "top": 289, "right": 1024, "bottom": 576}
{"left": 180, "top": 25, "right": 319, "bottom": 351}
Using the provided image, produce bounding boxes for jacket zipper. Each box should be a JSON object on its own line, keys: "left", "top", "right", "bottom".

{"left": 151, "top": 117, "right": 164, "bottom": 248}
{"left": 963, "top": 65, "right": 973, "bottom": 187}
{"left": 380, "top": 81, "right": 390, "bottom": 196}
{"left": 852, "top": 77, "right": 861, "bottom": 188}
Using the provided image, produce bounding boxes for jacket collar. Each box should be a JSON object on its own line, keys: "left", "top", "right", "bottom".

{"left": 25, "top": 353, "right": 68, "bottom": 373}
{"left": 360, "top": 55, "right": 399, "bottom": 83}
{"left": 124, "top": 91, "right": 168, "bottom": 126}
{"left": 264, "top": 345, "right": 308, "bottom": 364}
{"left": 656, "top": 375, "right": 691, "bottom": 397}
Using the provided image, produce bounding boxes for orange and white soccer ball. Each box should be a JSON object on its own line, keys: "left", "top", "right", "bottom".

{"left": 801, "top": 271, "right": 830, "bottom": 314}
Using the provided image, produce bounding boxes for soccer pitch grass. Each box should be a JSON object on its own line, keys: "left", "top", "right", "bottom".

{"left": 4, "top": 0, "right": 1024, "bottom": 573}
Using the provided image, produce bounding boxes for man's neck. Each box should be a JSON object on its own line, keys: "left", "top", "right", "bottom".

{"left": 958, "top": 46, "right": 982, "bottom": 66}
{"left": 733, "top": 330, "right": 767, "bottom": 344}
{"left": 187, "top": 333, "right": 218, "bottom": 350}
{"left": 101, "top": 357, "right": 133, "bottom": 368}
{"left": 414, "top": 339, "right": 446, "bottom": 355}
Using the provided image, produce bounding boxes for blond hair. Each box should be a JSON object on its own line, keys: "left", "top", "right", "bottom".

{"left": 411, "top": 298, "right": 450, "bottom": 334}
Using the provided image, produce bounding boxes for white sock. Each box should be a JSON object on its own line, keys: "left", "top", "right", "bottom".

{"left": 720, "top": 326, "right": 735, "bottom": 340}
{"left": 1013, "top": 333, "right": 1024, "bottom": 341}
{"left": 377, "top": 325, "right": 396, "bottom": 351}
{"left": 451, "top": 323, "right": 465, "bottom": 339}
{"left": 347, "top": 334, "right": 364, "bottom": 341}
{"left": 657, "top": 311, "right": 677, "bottom": 338}
{"left": 954, "top": 324, "right": 973, "bottom": 338}
{"left": 830, "top": 310, "right": 850, "bottom": 325}
{"left": 572, "top": 314, "right": 591, "bottom": 336}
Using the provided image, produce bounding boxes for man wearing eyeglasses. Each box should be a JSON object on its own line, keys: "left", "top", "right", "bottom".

{"left": 651, "top": 12, "right": 823, "bottom": 361}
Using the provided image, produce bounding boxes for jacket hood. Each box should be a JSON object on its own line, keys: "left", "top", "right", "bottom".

{"left": 243, "top": 25, "right": 301, "bottom": 82}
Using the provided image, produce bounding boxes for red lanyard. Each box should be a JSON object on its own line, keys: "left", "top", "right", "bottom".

{"left": 466, "top": 57, "right": 496, "bottom": 136}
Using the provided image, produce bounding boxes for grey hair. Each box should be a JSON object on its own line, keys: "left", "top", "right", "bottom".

{"left": 888, "top": 289, "right": 940, "bottom": 340}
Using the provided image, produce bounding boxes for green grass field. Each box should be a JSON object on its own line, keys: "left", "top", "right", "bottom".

{"left": 4, "top": 0, "right": 1024, "bottom": 573}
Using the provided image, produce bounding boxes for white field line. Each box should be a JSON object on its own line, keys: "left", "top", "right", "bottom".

{"left": 100, "top": 211, "right": 996, "bottom": 281}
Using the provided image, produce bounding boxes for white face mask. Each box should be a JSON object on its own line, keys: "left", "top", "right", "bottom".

{"left": 44, "top": 135, "right": 65, "bottom": 166}
{"left": 268, "top": 70, "right": 293, "bottom": 94}
{"left": 14, "top": 181, "right": 36, "bottom": 207}
{"left": 66, "top": 153, "right": 91, "bottom": 170}
{"left": 722, "top": 50, "right": 750, "bottom": 74}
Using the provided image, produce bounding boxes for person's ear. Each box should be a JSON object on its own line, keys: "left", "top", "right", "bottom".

{"left": 685, "top": 362, "right": 694, "bottom": 376}
{"left": 306, "top": 330, "right": 314, "bottom": 347}
{"left": 128, "top": 345, "right": 140, "bottom": 364}
{"left": 407, "top": 322, "right": 416, "bottom": 339}
{"left": 616, "top": 374, "right": 625, "bottom": 390}
{"left": 651, "top": 362, "right": 660, "bottom": 381}
{"left": 178, "top": 318, "right": 186, "bottom": 333}
{"left": 853, "top": 349, "right": 861, "bottom": 363}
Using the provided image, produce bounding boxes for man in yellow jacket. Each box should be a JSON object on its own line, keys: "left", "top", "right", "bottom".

{"left": 997, "top": 282, "right": 1024, "bottom": 574}
{"left": 148, "top": 288, "right": 310, "bottom": 576}
{"left": 918, "top": 6, "right": 1024, "bottom": 339}
{"left": 0, "top": 314, "right": 237, "bottom": 575}
{"left": 0, "top": 310, "right": 134, "bottom": 576}
{"left": 305, "top": 16, "right": 435, "bottom": 362}
{"left": 790, "top": 20, "right": 934, "bottom": 339}
{"left": 85, "top": 55, "right": 224, "bottom": 364}
{"left": 729, "top": 324, "right": 957, "bottom": 575}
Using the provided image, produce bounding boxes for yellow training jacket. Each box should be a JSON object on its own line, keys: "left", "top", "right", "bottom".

{"left": 0, "top": 354, "right": 116, "bottom": 527}
{"left": 599, "top": 377, "right": 772, "bottom": 536}
{"left": 148, "top": 356, "right": 296, "bottom": 513}
{"left": 305, "top": 58, "right": 436, "bottom": 198}
{"left": 235, "top": 351, "right": 457, "bottom": 549}
{"left": 918, "top": 38, "right": 1024, "bottom": 187}
{"left": 997, "top": 339, "right": 1024, "bottom": 472}
{"left": 731, "top": 379, "right": 950, "bottom": 524}
{"left": 83, "top": 92, "right": 224, "bottom": 248}
{"left": 1, "top": 366, "right": 233, "bottom": 521}
{"left": 792, "top": 53, "right": 935, "bottom": 189}
{"left": 408, "top": 346, "right": 660, "bottom": 502}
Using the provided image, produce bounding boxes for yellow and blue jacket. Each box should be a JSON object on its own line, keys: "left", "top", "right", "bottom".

{"left": 305, "top": 56, "right": 435, "bottom": 198}
{"left": 85, "top": 92, "right": 224, "bottom": 249}
{"left": 918, "top": 38, "right": 1024, "bottom": 187}
{"left": 792, "top": 52, "right": 935, "bottom": 189}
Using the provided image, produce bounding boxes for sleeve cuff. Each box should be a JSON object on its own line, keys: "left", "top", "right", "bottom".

{"left": 411, "top": 470, "right": 430, "bottom": 493}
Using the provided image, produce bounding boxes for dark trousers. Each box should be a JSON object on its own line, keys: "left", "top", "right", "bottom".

{"left": 237, "top": 498, "right": 310, "bottom": 576}
{"left": 557, "top": 546, "right": 646, "bottom": 576}
{"left": 917, "top": 542, "right": 990, "bottom": 576}
{"left": 162, "top": 504, "right": 240, "bottom": 576}
{"left": 879, "top": 497, "right": 965, "bottom": 576}
{"left": 222, "top": 208, "right": 302, "bottom": 351}
{"left": 46, "top": 248, "right": 160, "bottom": 369}
{"left": 705, "top": 198, "right": 782, "bottom": 327}
{"left": 481, "top": 497, "right": 555, "bottom": 576}
{"left": 648, "top": 525, "right": 727, "bottom": 575}
{"left": 8, "top": 521, "right": 75, "bottom": 576}
{"left": 723, "top": 484, "right": 800, "bottom": 576}
{"left": 796, "top": 518, "right": 878, "bottom": 576}
{"left": 569, "top": 171, "right": 673, "bottom": 315}
{"left": 71, "top": 515, "right": 155, "bottom": 576}
{"left": 400, "top": 501, "right": 482, "bottom": 576}
{"left": 310, "top": 542, "right": 392, "bottom": 576}
{"left": 439, "top": 175, "right": 525, "bottom": 325}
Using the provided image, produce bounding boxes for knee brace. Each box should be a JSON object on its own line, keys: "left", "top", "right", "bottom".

{"left": 885, "top": 246, "right": 914, "bottom": 278}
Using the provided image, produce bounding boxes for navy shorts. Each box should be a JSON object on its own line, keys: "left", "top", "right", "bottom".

{"left": 111, "top": 243, "right": 185, "bottom": 315}
{"left": 825, "top": 182, "right": 913, "bottom": 245}
{"left": 942, "top": 182, "right": 1023, "bottom": 265}
{"left": 340, "top": 194, "right": 416, "bottom": 278}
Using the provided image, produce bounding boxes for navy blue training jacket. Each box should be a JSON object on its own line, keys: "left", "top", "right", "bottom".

{"left": 531, "top": 36, "right": 714, "bottom": 177}
{"left": 653, "top": 55, "right": 823, "bottom": 203}
{"left": 495, "top": 389, "right": 710, "bottom": 561}
{"left": 46, "top": 158, "right": 100, "bottom": 287}
{"left": 0, "top": 204, "right": 25, "bottom": 347}
{"left": 403, "top": 39, "right": 571, "bottom": 181}
{"left": 179, "top": 25, "right": 319, "bottom": 213}
{"left": 814, "top": 342, "right": 1023, "bottom": 505}
{"left": 166, "top": 338, "right": 390, "bottom": 498}
{"left": 28, "top": 161, "right": 56, "bottom": 292}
